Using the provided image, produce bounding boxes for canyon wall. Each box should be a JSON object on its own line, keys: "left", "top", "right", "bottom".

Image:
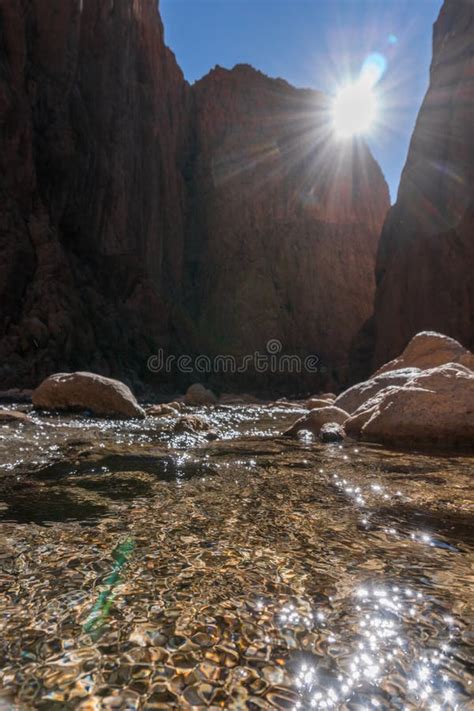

{"left": 0, "top": 0, "right": 189, "bottom": 387}
{"left": 0, "top": 0, "right": 390, "bottom": 391}
{"left": 186, "top": 65, "right": 389, "bottom": 388}
{"left": 371, "top": 0, "right": 474, "bottom": 369}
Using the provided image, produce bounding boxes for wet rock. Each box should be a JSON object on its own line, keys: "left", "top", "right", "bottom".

{"left": 172, "top": 416, "right": 218, "bottom": 440}
{"left": 319, "top": 422, "right": 346, "bottom": 442}
{"left": 307, "top": 397, "right": 335, "bottom": 409}
{"left": 284, "top": 405, "right": 349, "bottom": 437}
{"left": 146, "top": 402, "right": 182, "bottom": 417}
{"left": 185, "top": 384, "right": 217, "bottom": 406}
{"left": 375, "top": 332, "right": 474, "bottom": 376}
{"left": 334, "top": 367, "right": 422, "bottom": 414}
{"left": 345, "top": 363, "right": 474, "bottom": 447}
{"left": 32, "top": 372, "right": 145, "bottom": 419}
{"left": 0, "top": 409, "right": 33, "bottom": 424}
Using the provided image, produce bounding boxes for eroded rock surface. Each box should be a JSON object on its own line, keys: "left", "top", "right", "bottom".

{"left": 370, "top": 0, "right": 474, "bottom": 368}
{"left": 0, "top": 0, "right": 189, "bottom": 388}
{"left": 375, "top": 331, "right": 474, "bottom": 376}
{"left": 345, "top": 363, "right": 474, "bottom": 447}
{"left": 187, "top": 65, "right": 389, "bottom": 389}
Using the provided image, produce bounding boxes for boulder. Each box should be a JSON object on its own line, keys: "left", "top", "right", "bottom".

{"left": 334, "top": 367, "right": 422, "bottom": 414}
{"left": 284, "top": 405, "right": 349, "bottom": 437}
{"left": 319, "top": 422, "right": 346, "bottom": 442}
{"left": 32, "top": 372, "right": 145, "bottom": 419}
{"left": 185, "top": 383, "right": 217, "bottom": 406}
{"left": 345, "top": 363, "right": 474, "bottom": 447}
{"left": 375, "top": 332, "right": 474, "bottom": 376}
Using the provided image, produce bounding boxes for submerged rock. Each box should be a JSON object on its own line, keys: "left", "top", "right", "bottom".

{"left": 185, "top": 384, "right": 217, "bottom": 406}
{"left": 32, "top": 372, "right": 145, "bottom": 419}
{"left": 284, "top": 405, "right": 349, "bottom": 437}
{"left": 172, "top": 416, "right": 218, "bottom": 440}
{"left": 345, "top": 363, "right": 474, "bottom": 447}
{"left": 146, "top": 402, "right": 182, "bottom": 416}
{"left": 319, "top": 422, "right": 346, "bottom": 442}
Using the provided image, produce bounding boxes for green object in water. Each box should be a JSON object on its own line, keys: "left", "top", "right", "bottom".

{"left": 83, "top": 537, "right": 135, "bottom": 635}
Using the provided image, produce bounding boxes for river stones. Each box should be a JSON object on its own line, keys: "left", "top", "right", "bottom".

{"left": 32, "top": 372, "right": 145, "bottom": 418}
{"left": 284, "top": 406, "right": 349, "bottom": 437}
{"left": 319, "top": 422, "right": 346, "bottom": 442}
{"left": 171, "top": 416, "right": 219, "bottom": 440}
{"left": 146, "top": 402, "right": 183, "bottom": 416}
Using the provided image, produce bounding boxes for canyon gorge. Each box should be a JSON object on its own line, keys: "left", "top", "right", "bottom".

{"left": 0, "top": 0, "right": 472, "bottom": 393}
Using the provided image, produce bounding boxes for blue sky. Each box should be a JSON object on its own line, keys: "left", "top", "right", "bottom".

{"left": 161, "top": 0, "right": 443, "bottom": 202}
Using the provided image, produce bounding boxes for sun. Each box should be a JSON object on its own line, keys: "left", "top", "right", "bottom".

{"left": 332, "top": 79, "right": 377, "bottom": 138}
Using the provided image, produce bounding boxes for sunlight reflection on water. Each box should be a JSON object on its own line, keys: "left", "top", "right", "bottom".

{"left": 0, "top": 405, "right": 472, "bottom": 708}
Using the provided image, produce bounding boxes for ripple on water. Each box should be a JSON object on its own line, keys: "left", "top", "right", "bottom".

{"left": 0, "top": 406, "right": 472, "bottom": 708}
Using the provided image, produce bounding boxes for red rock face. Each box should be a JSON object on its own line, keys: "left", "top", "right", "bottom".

{"left": 0, "top": 2, "right": 389, "bottom": 391}
{"left": 186, "top": 65, "right": 389, "bottom": 389}
{"left": 372, "top": 0, "right": 474, "bottom": 368}
{"left": 0, "top": 0, "right": 189, "bottom": 387}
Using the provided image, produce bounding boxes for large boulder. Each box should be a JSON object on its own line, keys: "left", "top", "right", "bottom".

{"left": 345, "top": 363, "right": 474, "bottom": 447}
{"left": 284, "top": 405, "right": 349, "bottom": 437}
{"left": 334, "top": 367, "right": 422, "bottom": 414}
{"left": 185, "top": 383, "right": 217, "bottom": 406}
{"left": 375, "top": 332, "right": 474, "bottom": 376}
{"left": 32, "top": 372, "right": 145, "bottom": 418}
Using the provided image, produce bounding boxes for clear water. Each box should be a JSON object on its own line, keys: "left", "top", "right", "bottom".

{"left": 0, "top": 405, "right": 472, "bottom": 709}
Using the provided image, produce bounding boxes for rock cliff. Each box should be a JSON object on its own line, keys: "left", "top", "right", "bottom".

{"left": 371, "top": 0, "right": 474, "bottom": 368}
{"left": 0, "top": 0, "right": 189, "bottom": 387}
{"left": 0, "top": 0, "right": 390, "bottom": 391}
{"left": 185, "top": 65, "right": 389, "bottom": 388}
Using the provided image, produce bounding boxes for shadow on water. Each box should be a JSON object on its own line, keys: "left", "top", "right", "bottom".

{"left": 32, "top": 452, "right": 219, "bottom": 482}
{"left": 1, "top": 453, "right": 220, "bottom": 524}
{"left": 0, "top": 488, "right": 108, "bottom": 525}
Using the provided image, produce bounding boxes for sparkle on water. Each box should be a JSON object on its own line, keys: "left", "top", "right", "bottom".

{"left": 0, "top": 403, "right": 472, "bottom": 709}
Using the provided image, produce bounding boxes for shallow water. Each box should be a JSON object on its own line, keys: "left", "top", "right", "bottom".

{"left": 0, "top": 405, "right": 473, "bottom": 709}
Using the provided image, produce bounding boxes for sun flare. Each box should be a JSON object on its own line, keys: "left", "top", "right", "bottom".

{"left": 332, "top": 80, "right": 377, "bottom": 138}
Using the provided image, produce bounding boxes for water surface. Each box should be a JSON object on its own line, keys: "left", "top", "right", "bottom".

{"left": 0, "top": 405, "right": 472, "bottom": 709}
